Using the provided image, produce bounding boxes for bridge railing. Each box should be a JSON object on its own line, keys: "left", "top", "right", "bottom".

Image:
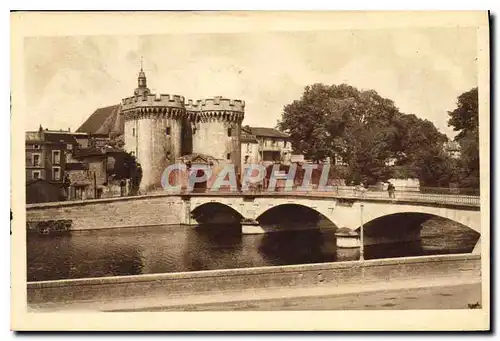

{"left": 170, "top": 185, "right": 480, "bottom": 207}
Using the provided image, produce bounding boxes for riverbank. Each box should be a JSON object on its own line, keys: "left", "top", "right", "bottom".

{"left": 29, "top": 273, "right": 480, "bottom": 312}
{"left": 28, "top": 253, "right": 480, "bottom": 312}
{"left": 110, "top": 280, "right": 482, "bottom": 312}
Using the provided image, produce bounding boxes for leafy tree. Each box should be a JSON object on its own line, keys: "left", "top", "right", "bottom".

{"left": 448, "top": 87, "right": 479, "bottom": 189}
{"left": 278, "top": 83, "right": 449, "bottom": 185}
{"left": 448, "top": 88, "right": 479, "bottom": 140}
{"left": 106, "top": 151, "right": 142, "bottom": 195}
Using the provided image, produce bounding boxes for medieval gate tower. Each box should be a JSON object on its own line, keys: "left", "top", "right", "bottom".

{"left": 121, "top": 66, "right": 245, "bottom": 190}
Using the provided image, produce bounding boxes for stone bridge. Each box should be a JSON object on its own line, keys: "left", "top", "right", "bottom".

{"left": 25, "top": 191, "right": 482, "bottom": 253}
{"left": 189, "top": 194, "right": 480, "bottom": 230}
{"left": 187, "top": 192, "right": 481, "bottom": 252}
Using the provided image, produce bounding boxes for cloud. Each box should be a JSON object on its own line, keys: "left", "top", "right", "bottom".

{"left": 24, "top": 29, "right": 477, "bottom": 138}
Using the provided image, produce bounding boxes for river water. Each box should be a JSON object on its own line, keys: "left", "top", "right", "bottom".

{"left": 26, "top": 217, "right": 479, "bottom": 282}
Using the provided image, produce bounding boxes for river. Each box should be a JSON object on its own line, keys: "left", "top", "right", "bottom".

{"left": 26, "top": 217, "right": 479, "bottom": 282}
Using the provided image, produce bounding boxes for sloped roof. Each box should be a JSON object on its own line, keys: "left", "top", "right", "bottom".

{"left": 241, "top": 130, "right": 258, "bottom": 143}
{"left": 25, "top": 131, "right": 43, "bottom": 141}
{"left": 73, "top": 146, "right": 124, "bottom": 159}
{"left": 73, "top": 147, "right": 106, "bottom": 159}
{"left": 44, "top": 131, "right": 79, "bottom": 145}
{"left": 77, "top": 105, "right": 123, "bottom": 135}
{"left": 66, "top": 162, "right": 89, "bottom": 171}
{"left": 242, "top": 126, "right": 289, "bottom": 139}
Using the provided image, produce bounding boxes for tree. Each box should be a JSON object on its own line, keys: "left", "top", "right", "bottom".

{"left": 448, "top": 88, "right": 479, "bottom": 140}
{"left": 278, "top": 83, "right": 449, "bottom": 185}
{"left": 448, "top": 87, "right": 479, "bottom": 189}
{"left": 106, "top": 151, "right": 143, "bottom": 195}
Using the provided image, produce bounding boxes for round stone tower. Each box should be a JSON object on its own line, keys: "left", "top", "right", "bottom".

{"left": 189, "top": 96, "right": 245, "bottom": 176}
{"left": 121, "top": 67, "right": 186, "bottom": 191}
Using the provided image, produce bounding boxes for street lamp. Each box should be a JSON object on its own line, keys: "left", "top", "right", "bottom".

{"left": 359, "top": 203, "right": 365, "bottom": 261}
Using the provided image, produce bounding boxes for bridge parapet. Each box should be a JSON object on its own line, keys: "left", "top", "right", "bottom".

{"left": 179, "top": 188, "right": 480, "bottom": 208}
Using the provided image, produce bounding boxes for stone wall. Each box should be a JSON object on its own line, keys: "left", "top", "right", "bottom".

{"left": 26, "top": 195, "right": 188, "bottom": 230}
{"left": 27, "top": 253, "right": 481, "bottom": 306}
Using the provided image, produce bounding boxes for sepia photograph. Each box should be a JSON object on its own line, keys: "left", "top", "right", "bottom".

{"left": 10, "top": 11, "right": 490, "bottom": 331}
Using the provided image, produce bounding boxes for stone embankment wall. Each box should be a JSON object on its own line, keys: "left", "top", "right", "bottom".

{"left": 26, "top": 194, "right": 188, "bottom": 231}
{"left": 27, "top": 254, "right": 480, "bottom": 306}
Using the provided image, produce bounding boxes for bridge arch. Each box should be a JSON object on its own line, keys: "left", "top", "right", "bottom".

{"left": 334, "top": 202, "right": 481, "bottom": 234}
{"left": 190, "top": 202, "right": 244, "bottom": 225}
{"left": 255, "top": 203, "right": 339, "bottom": 230}
{"left": 350, "top": 211, "right": 480, "bottom": 254}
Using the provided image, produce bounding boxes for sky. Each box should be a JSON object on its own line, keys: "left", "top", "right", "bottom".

{"left": 23, "top": 27, "right": 478, "bottom": 138}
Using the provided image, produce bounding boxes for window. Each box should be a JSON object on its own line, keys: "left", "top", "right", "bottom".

{"left": 166, "top": 127, "right": 171, "bottom": 136}
{"left": 32, "top": 171, "right": 41, "bottom": 180}
{"left": 53, "top": 167, "right": 61, "bottom": 181}
{"left": 244, "top": 155, "right": 249, "bottom": 164}
{"left": 227, "top": 128, "right": 232, "bottom": 137}
{"left": 52, "top": 150, "right": 61, "bottom": 164}
{"left": 33, "top": 144, "right": 41, "bottom": 150}
{"left": 284, "top": 141, "right": 287, "bottom": 148}
{"left": 32, "top": 154, "right": 41, "bottom": 167}
{"left": 193, "top": 127, "right": 197, "bottom": 135}
{"left": 67, "top": 144, "right": 73, "bottom": 150}
{"left": 132, "top": 128, "right": 136, "bottom": 137}
{"left": 227, "top": 153, "right": 231, "bottom": 160}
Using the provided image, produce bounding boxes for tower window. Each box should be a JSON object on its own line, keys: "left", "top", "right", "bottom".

{"left": 132, "top": 128, "right": 136, "bottom": 137}
{"left": 227, "top": 128, "right": 232, "bottom": 137}
{"left": 166, "top": 127, "right": 171, "bottom": 136}
{"left": 227, "top": 153, "right": 231, "bottom": 160}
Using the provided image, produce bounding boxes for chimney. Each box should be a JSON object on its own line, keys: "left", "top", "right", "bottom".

{"left": 68, "top": 127, "right": 71, "bottom": 132}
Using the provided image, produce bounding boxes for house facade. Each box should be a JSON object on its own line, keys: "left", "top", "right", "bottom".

{"left": 240, "top": 126, "right": 293, "bottom": 168}
{"left": 25, "top": 126, "right": 80, "bottom": 183}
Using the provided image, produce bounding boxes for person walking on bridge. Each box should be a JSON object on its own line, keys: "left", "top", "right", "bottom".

{"left": 387, "top": 182, "right": 395, "bottom": 199}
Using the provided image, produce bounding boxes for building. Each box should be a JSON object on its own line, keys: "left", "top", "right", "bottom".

{"left": 78, "top": 67, "right": 245, "bottom": 191}
{"left": 26, "top": 179, "right": 67, "bottom": 204}
{"left": 76, "top": 104, "right": 123, "bottom": 148}
{"left": 25, "top": 126, "right": 80, "bottom": 183}
{"left": 240, "top": 126, "right": 292, "bottom": 167}
{"left": 25, "top": 124, "right": 133, "bottom": 203}
{"left": 444, "top": 141, "right": 461, "bottom": 159}
{"left": 68, "top": 146, "right": 129, "bottom": 199}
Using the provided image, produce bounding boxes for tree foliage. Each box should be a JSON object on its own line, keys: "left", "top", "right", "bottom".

{"left": 278, "top": 83, "right": 450, "bottom": 186}
{"left": 107, "top": 151, "right": 143, "bottom": 195}
{"left": 448, "top": 87, "right": 479, "bottom": 189}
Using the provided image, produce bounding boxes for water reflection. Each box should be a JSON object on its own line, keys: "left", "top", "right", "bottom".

{"left": 27, "top": 217, "right": 480, "bottom": 282}
{"left": 258, "top": 229, "right": 338, "bottom": 266}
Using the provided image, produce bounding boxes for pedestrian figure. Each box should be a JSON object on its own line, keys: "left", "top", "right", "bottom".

{"left": 387, "top": 182, "right": 395, "bottom": 199}
{"left": 120, "top": 179, "right": 126, "bottom": 197}
{"left": 355, "top": 183, "right": 367, "bottom": 198}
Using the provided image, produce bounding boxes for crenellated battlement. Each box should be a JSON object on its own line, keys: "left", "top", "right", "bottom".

{"left": 185, "top": 99, "right": 202, "bottom": 112}
{"left": 198, "top": 96, "right": 245, "bottom": 112}
{"left": 192, "top": 110, "right": 245, "bottom": 123}
{"left": 121, "top": 93, "right": 185, "bottom": 111}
